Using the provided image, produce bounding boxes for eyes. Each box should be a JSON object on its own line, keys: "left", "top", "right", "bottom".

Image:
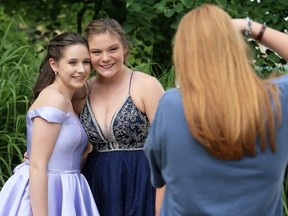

{"left": 68, "top": 59, "right": 91, "bottom": 65}
{"left": 91, "top": 46, "right": 119, "bottom": 56}
{"left": 83, "top": 60, "right": 91, "bottom": 64}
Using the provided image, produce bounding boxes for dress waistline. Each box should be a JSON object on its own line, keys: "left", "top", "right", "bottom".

{"left": 13, "top": 160, "right": 80, "bottom": 174}
{"left": 47, "top": 169, "right": 80, "bottom": 174}
{"left": 92, "top": 148, "right": 144, "bottom": 152}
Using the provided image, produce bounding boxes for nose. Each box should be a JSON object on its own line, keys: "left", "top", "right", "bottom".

{"left": 78, "top": 63, "right": 86, "bottom": 73}
{"left": 102, "top": 52, "right": 110, "bottom": 61}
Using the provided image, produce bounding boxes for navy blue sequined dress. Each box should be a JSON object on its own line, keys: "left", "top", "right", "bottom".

{"left": 80, "top": 73, "right": 155, "bottom": 216}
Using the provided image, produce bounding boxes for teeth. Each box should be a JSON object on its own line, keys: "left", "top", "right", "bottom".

{"left": 101, "top": 64, "right": 113, "bottom": 68}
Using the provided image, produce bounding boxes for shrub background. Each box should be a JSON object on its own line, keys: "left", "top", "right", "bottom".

{"left": 0, "top": 1, "right": 287, "bottom": 214}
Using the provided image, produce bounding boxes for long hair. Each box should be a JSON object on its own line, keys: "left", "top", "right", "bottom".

{"left": 30, "top": 32, "right": 88, "bottom": 105}
{"left": 84, "top": 18, "right": 130, "bottom": 62}
{"left": 173, "top": 4, "right": 281, "bottom": 160}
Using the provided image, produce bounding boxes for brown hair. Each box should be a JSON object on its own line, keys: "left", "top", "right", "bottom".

{"left": 173, "top": 4, "right": 281, "bottom": 160}
{"left": 84, "top": 18, "right": 130, "bottom": 62}
{"left": 31, "top": 32, "right": 88, "bottom": 105}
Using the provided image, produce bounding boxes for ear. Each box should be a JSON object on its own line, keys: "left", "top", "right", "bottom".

{"left": 49, "top": 58, "right": 58, "bottom": 72}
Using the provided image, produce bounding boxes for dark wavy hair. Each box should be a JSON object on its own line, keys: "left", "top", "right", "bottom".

{"left": 30, "top": 32, "right": 88, "bottom": 105}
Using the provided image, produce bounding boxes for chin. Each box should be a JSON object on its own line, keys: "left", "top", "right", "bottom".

{"left": 99, "top": 70, "right": 117, "bottom": 78}
{"left": 74, "top": 82, "right": 85, "bottom": 88}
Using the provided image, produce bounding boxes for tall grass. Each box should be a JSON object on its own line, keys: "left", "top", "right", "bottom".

{"left": 133, "top": 62, "right": 176, "bottom": 89}
{"left": 0, "top": 18, "right": 38, "bottom": 187}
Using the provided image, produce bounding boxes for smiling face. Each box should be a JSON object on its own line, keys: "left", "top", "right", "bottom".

{"left": 88, "top": 31, "right": 127, "bottom": 79}
{"left": 50, "top": 44, "right": 91, "bottom": 90}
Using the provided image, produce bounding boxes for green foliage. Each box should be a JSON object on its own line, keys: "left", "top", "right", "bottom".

{"left": 151, "top": 0, "right": 288, "bottom": 71}
{"left": 0, "top": 14, "right": 39, "bottom": 188}
{"left": 1, "top": 0, "right": 287, "bottom": 74}
{"left": 0, "top": 0, "right": 287, "bottom": 212}
{"left": 132, "top": 62, "right": 175, "bottom": 90}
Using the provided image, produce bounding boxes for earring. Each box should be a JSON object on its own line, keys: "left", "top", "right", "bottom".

{"left": 54, "top": 71, "right": 58, "bottom": 75}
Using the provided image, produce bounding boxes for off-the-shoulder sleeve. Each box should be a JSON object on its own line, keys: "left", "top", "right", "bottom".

{"left": 27, "top": 106, "right": 69, "bottom": 124}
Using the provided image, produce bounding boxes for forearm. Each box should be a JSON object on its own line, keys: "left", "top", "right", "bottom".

{"left": 233, "top": 18, "right": 288, "bottom": 61}
{"left": 251, "top": 21, "right": 288, "bottom": 61}
{"left": 30, "top": 167, "right": 48, "bottom": 216}
{"left": 155, "top": 186, "right": 165, "bottom": 216}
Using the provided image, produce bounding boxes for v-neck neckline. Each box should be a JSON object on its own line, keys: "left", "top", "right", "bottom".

{"left": 86, "top": 95, "right": 130, "bottom": 143}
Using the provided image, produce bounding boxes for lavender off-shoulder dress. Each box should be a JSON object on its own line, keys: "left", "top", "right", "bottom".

{"left": 0, "top": 106, "right": 99, "bottom": 216}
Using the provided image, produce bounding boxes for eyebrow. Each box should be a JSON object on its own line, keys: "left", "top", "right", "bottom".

{"left": 90, "top": 43, "right": 120, "bottom": 50}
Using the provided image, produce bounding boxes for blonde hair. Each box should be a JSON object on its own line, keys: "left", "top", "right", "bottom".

{"left": 173, "top": 4, "right": 281, "bottom": 160}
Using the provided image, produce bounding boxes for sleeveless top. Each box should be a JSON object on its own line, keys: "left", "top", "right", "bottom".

{"left": 80, "top": 72, "right": 150, "bottom": 152}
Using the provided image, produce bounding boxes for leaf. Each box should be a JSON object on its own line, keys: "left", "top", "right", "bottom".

{"left": 269, "top": 14, "right": 280, "bottom": 23}
{"left": 153, "top": 1, "right": 166, "bottom": 13}
{"left": 267, "top": 52, "right": 281, "bottom": 63}
{"left": 278, "top": 0, "right": 288, "bottom": 6}
{"left": 175, "top": 3, "right": 184, "bottom": 13}
{"left": 129, "top": 2, "right": 142, "bottom": 12}
{"left": 164, "top": 9, "right": 175, "bottom": 18}
{"left": 180, "top": 0, "right": 193, "bottom": 8}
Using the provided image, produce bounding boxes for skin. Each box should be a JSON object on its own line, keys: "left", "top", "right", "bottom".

{"left": 75, "top": 31, "right": 165, "bottom": 134}
{"left": 74, "top": 31, "right": 165, "bottom": 215}
{"left": 232, "top": 18, "right": 288, "bottom": 61}
{"left": 29, "top": 44, "right": 90, "bottom": 216}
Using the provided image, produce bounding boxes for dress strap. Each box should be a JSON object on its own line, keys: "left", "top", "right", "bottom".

{"left": 86, "top": 78, "right": 96, "bottom": 100}
{"left": 128, "top": 70, "right": 134, "bottom": 95}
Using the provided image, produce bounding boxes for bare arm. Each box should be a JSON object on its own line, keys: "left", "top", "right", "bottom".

{"left": 232, "top": 18, "right": 288, "bottom": 61}
{"left": 142, "top": 76, "right": 165, "bottom": 122}
{"left": 141, "top": 75, "right": 165, "bottom": 215}
{"left": 29, "top": 90, "right": 66, "bottom": 216}
{"left": 29, "top": 118, "right": 61, "bottom": 216}
{"left": 155, "top": 186, "right": 165, "bottom": 216}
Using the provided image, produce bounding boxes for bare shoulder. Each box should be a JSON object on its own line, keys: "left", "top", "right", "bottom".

{"left": 132, "top": 71, "right": 164, "bottom": 91}
{"left": 131, "top": 71, "right": 165, "bottom": 122}
{"left": 30, "top": 88, "right": 67, "bottom": 112}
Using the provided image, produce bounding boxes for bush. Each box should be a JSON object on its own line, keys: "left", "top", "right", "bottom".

{"left": 0, "top": 16, "right": 39, "bottom": 187}
{"left": 0, "top": 7, "right": 287, "bottom": 215}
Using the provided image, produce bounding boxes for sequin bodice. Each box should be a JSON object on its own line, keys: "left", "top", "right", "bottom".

{"left": 80, "top": 95, "right": 150, "bottom": 152}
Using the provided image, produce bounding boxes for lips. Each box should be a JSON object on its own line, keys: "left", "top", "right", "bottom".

{"left": 72, "top": 75, "right": 86, "bottom": 81}
{"left": 100, "top": 63, "right": 114, "bottom": 69}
